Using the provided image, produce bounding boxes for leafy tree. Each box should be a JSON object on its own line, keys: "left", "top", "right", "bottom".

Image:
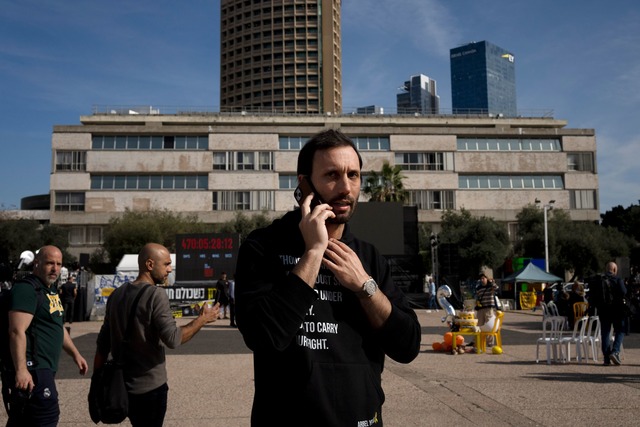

{"left": 600, "top": 202, "right": 640, "bottom": 271}
{"left": 439, "top": 208, "right": 510, "bottom": 280}
{"left": 516, "top": 205, "right": 633, "bottom": 279}
{"left": 0, "top": 220, "right": 75, "bottom": 267}
{"left": 363, "top": 161, "right": 408, "bottom": 202}
{"left": 514, "top": 205, "right": 545, "bottom": 260}
{"left": 600, "top": 201, "right": 640, "bottom": 241}
{"left": 217, "top": 211, "right": 272, "bottom": 244}
{"left": 0, "top": 219, "right": 43, "bottom": 265}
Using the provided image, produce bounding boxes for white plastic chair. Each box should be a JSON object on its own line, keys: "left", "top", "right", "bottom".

{"left": 540, "top": 302, "right": 549, "bottom": 320}
{"left": 560, "top": 316, "right": 588, "bottom": 363}
{"left": 546, "top": 301, "right": 570, "bottom": 329}
{"left": 583, "top": 315, "right": 601, "bottom": 362}
{"left": 536, "top": 315, "right": 565, "bottom": 364}
{"left": 546, "top": 301, "right": 559, "bottom": 316}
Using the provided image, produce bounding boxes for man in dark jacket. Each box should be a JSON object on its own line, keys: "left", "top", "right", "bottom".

{"left": 236, "top": 129, "right": 421, "bottom": 426}
{"left": 589, "top": 261, "right": 627, "bottom": 366}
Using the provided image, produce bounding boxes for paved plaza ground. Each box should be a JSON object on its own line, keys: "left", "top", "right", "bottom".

{"left": 1, "top": 309, "right": 638, "bottom": 426}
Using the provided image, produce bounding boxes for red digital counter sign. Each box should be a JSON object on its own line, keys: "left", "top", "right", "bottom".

{"left": 175, "top": 233, "right": 239, "bottom": 283}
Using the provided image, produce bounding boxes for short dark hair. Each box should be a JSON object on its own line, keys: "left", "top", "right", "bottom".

{"left": 297, "top": 129, "right": 362, "bottom": 176}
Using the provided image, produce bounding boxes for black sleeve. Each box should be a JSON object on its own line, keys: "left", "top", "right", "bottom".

{"left": 369, "top": 250, "right": 421, "bottom": 364}
{"left": 235, "top": 235, "right": 318, "bottom": 352}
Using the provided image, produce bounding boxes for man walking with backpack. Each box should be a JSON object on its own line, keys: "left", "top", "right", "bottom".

{"left": 589, "top": 261, "right": 627, "bottom": 366}
{"left": 93, "top": 243, "right": 220, "bottom": 426}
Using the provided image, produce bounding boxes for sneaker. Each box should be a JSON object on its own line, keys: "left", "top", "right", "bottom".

{"left": 603, "top": 361, "right": 611, "bottom": 366}
{"left": 610, "top": 352, "right": 622, "bottom": 365}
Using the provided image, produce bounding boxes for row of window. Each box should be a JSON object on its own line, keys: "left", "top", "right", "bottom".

{"left": 68, "top": 226, "right": 103, "bottom": 245}
{"left": 213, "top": 151, "right": 274, "bottom": 171}
{"left": 459, "top": 175, "right": 564, "bottom": 189}
{"left": 222, "top": 25, "right": 318, "bottom": 43}
{"left": 55, "top": 149, "right": 593, "bottom": 177}
{"left": 395, "top": 152, "right": 454, "bottom": 171}
{"left": 55, "top": 192, "right": 85, "bottom": 211}
{"left": 91, "top": 135, "right": 208, "bottom": 150}
{"left": 406, "top": 191, "right": 455, "bottom": 210}
{"left": 277, "top": 136, "right": 390, "bottom": 151}
{"left": 567, "top": 153, "right": 594, "bottom": 172}
{"left": 90, "top": 175, "right": 208, "bottom": 190}
{"left": 457, "top": 138, "right": 561, "bottom": 151}
{"left": 570, "top": 190, "right": 597, "bottom": 209}
{"left": 54, "top": 188, "right": 596, "bottom": 214}
{"left": 212, "top": 190, "right": 275, "bottom": 211}
{"left": 82, "top": 136, "right": 578, "bottom": 155}
{"left": 56, "top": 151, "right": 86, "bottom": 171}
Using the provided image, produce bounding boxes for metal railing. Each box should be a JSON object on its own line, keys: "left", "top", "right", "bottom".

{"left": 91, "top": 104, "right": 555, "bottom": 119}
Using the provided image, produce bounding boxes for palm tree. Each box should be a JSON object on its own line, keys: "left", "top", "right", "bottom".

{"left": 364, "top": 161, "right": 408, "bottom": 202}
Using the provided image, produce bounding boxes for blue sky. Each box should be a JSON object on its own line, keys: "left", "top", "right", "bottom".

{"left": 1, "top": 0, "right": 638, "bottom": 214}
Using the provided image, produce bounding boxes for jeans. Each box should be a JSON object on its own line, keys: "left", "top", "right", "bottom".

{"left": 128, "top": 383, "right": 169, "bottom": 427}
{"left": 428, "top": 295, "right": 437, "bottom": 309}
{"left": 600, "top": 316, "right": 625, "bottom": 361}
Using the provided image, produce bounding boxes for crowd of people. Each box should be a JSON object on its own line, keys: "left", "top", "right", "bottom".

{"left": 540, "top": 262, "right": 632, "bottom": 366}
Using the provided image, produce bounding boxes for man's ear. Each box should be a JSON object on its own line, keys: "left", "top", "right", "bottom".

{"left": 145, "top": 258, "right": 154, "bottom": 271}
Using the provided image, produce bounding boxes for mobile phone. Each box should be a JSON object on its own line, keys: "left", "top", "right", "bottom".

{"left": 294, "top": 176, "right": 322, "bottom": 208}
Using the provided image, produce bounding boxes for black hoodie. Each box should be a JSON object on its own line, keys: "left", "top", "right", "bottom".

{"left": 236, "top": 209, "right": 421, "bottom": 427}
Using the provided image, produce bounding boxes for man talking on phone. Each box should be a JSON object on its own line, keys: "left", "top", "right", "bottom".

{"left": 236, "top": 129, "right": 421, "bottom": 426}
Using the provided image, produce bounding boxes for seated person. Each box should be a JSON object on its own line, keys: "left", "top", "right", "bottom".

{"left": 567, "top": 281, "right": 587, "bottom": 328}
{"left": 556, "top": 290, "right": 571, "bottom": 318}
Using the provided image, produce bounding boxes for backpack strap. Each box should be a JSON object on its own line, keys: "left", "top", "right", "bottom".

{"left": 118, "top": 284, "right": 151, "bottom": 364}
{"left": 19, "top": 275, "right": 47, "bottom": 369}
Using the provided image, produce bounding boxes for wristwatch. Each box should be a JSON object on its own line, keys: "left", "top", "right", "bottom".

{"left": 359, "top": 277, "right": 378, "bottom": 298}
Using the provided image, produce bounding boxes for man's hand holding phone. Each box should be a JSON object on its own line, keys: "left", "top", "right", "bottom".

{"left": 294, "top": 176, "right": 322, "bottom": 208}
{"left": 294, "top": 176, "right": 334, "bottom": 252}
{"left": 292, "top": 176, "right": 335, "bottom": 287}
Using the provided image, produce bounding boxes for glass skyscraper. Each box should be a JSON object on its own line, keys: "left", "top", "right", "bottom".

{"left": 396, "top": 74, "right": 440, "bottom": 114}
{"left": 450, "top": 41, "right": 516, "bottom": 117}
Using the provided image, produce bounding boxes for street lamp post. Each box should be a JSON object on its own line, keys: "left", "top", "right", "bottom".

{"left": 535, "top": 199, "right": 555, "bottom": 272}
{"left": 430, "top": 232, "right": 439, "bottom": 284}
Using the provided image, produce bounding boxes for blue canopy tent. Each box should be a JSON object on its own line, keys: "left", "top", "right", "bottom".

{"left": 502, "top": 263, "right": 563, "bottom": 309}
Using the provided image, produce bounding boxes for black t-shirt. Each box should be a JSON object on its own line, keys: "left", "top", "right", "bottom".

{"left": 60, "top": 281, "right": 76, "bottom": 303}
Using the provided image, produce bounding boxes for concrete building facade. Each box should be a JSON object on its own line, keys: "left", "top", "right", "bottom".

{"left": 220, "top": 0, "right": 342, "bottom": 114}
{"left": 50, "top": 110, "right": 599, "bottom": 259}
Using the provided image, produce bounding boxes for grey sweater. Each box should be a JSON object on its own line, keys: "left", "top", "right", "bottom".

{"left": 96, "top": 282, "right": 182, "bottom": 394}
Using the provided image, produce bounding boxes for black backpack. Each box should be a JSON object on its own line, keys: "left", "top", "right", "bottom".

{"left": 0, "top": 274, "right": 46, "bottom": 370}
{"left": 601, "top": 275, "right": 616, "bottom": 308}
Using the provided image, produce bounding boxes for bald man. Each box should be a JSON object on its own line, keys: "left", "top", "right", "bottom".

{"left": 94, "top": 243, "right": 220, "bottom": 427}
{"left": 2, "top": 245, "right": 88, "bottom": 426}
{"left": 590, "top": 261, "right": 628, "bottom": 366}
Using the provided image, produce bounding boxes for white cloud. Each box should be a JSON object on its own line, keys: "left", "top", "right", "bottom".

{"left": 343, "top": 0, "right": 458, "bottom": 57}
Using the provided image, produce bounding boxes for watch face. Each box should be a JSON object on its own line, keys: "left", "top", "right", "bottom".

{"left": 364, "top": 279, "right": 377, "bottom": 296}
